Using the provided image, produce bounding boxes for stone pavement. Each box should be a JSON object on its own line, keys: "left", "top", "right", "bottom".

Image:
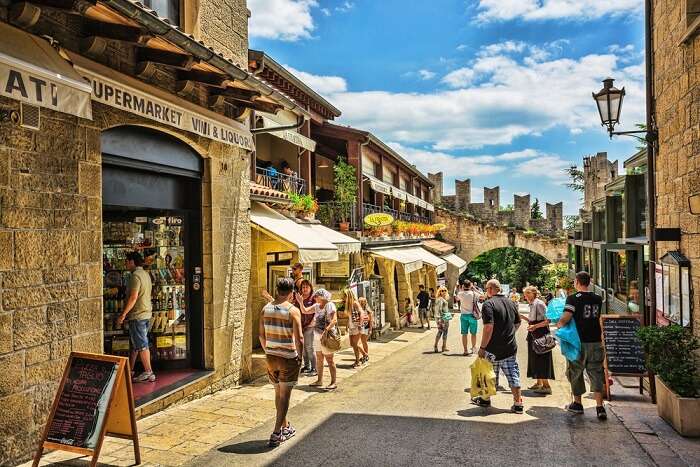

{"left": 24, "top": 328, "right": 429, "bottom": 467}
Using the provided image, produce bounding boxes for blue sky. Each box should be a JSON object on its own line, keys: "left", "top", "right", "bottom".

{"left": 247, "top": 0, "right": 645, "bottom": 215}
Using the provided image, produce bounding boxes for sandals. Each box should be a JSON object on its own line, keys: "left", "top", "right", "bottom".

{"left": 325, "top": 384, "right": 337, "bottom": 391}
{"left": 309, "top": 381, "right": 324, "bottom": 387}
{"left": 351, "top": 362, "right": 361, "bottom": 369}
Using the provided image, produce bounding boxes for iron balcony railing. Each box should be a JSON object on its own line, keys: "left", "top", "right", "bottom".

{"left": 364, "top": 203, "right": 430, "bottom": 224}
{"left": 317, "top": 201, "right": 360, "bottom": 231}
{"left": 255, "top": 166, "right": 306, "bottom": 195}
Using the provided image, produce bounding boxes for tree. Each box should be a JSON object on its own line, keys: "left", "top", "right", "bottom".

{"left": 333, "top": 157, "right": 357, "bottom": 223}
{"left": 565, "top": 165, "right": 584, "bottom": 192}
{"left": 531, "top": 198, "right": 543, "bottom": 219}
{"left": 465, "top": 247, "right": 550, "bottom": 291}
{"left": 565, "top": 215, "right": 580, "bottom": 230}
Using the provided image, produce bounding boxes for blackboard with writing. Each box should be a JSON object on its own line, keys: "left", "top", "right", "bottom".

{"left": 601, "top": 316, "right": 646, "bottom": 375}
{"left": 46, "top": 357, "right": 118, "bottom": 450}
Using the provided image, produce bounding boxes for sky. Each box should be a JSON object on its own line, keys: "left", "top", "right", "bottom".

{"left": 247, "top": 0, "right": 646, "bottom": 215}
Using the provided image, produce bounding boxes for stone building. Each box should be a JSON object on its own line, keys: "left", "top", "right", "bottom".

{"left": 583, "top": 152, "right": 618, "bottom": 211}
{"left": 514, "top": 194, "right": 531, "bottom": 229}
{"left": 650, "top": 0, "right": 700, "bottom": 332}
{"left": 546, "top": 202, "right": 564, "bottom": 231}
{"left": 0, "top": 0, "right": 301, "bottom": 463}
{"left": 428, "top": 172, "right": 443, "bottom": 204}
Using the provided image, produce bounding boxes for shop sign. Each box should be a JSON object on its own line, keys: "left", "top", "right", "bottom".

{"left": 432, "top": 223, "right": 447, "bottom": 231}
{"left": 364, "top": 212, "right": 394, "bottom": 227}
{"left": 77, "top": 67, "right": 254, "bottom": 151}
{"left": 319, "top": 258, "right": 351, "bottom": 278}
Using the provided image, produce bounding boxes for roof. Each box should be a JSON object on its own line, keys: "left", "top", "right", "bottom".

{"left": 624, "top": 148, "right": 648, "bottom": 170}
{"left": 249, "top": 50, "right": 342, "bottom": 118}
{"left": 320, "top": 122, "right": 434, "bottom": 187}
{"left": 249, "top": 182, "right": 293, "bottom": 205}
{"left": 422, "top": 239, "right": 455, "bottom": 255}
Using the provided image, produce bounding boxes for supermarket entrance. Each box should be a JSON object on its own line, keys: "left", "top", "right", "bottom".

{"left": 101, "top": 126, "right": 206, "bottom": 405}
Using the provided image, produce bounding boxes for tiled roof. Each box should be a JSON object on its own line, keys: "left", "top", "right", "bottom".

{"left": 422, "top": 239, "right": 455, "bottom": 255}
{"left": 249, "top": 182, "right": 292, "bottom": 204}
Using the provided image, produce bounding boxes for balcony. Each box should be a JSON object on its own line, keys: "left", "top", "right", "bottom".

{"left": 255, "top": 166, "right": 306, "bottom": 195}
{"left": 364, "top": 203, "right": 430, "bottom": 225}
{"left": 317, "top": 201, "right": 360, "bottom": 231}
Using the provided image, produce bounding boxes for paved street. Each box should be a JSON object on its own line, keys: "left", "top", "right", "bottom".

{"left": 190, "top": 308, "right": 654, "bottom": 467}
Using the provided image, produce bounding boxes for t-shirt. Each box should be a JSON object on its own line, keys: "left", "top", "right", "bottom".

{"left": 312, "top": 301, "right": 337, "bottom": 333}
{"left": 481, "top": 294, "right": 521, "bottom": 360}
{"left": 564, "top": 291, "right": 603, "bottom": 343}
{"left": 457, "top": 290, "right": 476, "bottom": 315}
{"left": 528, "top": 298, "right": 547, "bottom": 322}
{"left": 416, "top": 291, "right": 430, "bottom": 309}
{"left": 127, "top": 267, "right": 152, "bottom": 321}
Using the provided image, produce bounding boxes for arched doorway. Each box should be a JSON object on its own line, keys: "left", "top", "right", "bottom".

{"left": 463, "top": 247, "right": 557, "bottom": 294}
{"left": 101, "top": 125, "right": 205, "bottom": 404}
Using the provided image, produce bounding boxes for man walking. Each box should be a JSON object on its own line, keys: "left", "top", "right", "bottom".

{"left": 291, "top": 262, "right": 305, "bottom": 292}
{"left": 557, "top": 271, "right": 607, "bottom": 421}
{"left": 457, "top": 281, "right": 479, "bottom": 355}
{"left": 476, "top": 279, "right": 524, "bottom": 414}
{"left": 259, "top": 278, "right": 304, "bottom": 446}
{"left": 416, "top": 285, "right": 431, "bottom": 330}
{"left": 117, "top": 252, "right": 155, "bottom": 382}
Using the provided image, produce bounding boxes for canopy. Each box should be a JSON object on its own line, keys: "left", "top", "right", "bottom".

{"left": 442, "top": 253, "right": 467, "bottom": 274}
{"left": 366, "top": 175, "right": 392, "bottom": 196}
{"left": 423, "top": 239, "right": 455, "bottom": 255}
{"left": 300, "top": 223, "right": 361, "bottom": 255}
{"left": 409, "top": 246, "right": 447, "bottom": 274}
{"left": 258, "top": 113, "right": 316, "bottom": 151}
{"left": 368, "top": 247, "right": 423, "bottom": 273}
{"left": 0, "top": 22, "right": 92, "bottom": 119}
{"left": 250, "top": 202, "right": 338, "bottom": 263}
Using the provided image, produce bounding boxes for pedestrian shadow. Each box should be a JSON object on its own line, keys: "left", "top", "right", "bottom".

{"left": 294, "top": 385, "right": 328, "bottom": 393}
{"left": 218, "top": 440, "right": 275, "bottom": 455}
{"left": 521, "top": 389, "right": 548, "bottom": 398}
{"left": 456, "top": 406, "right": 513, "bottom": 417}
{"left": 442, "top": 352, "right": 469, "bottom": 357}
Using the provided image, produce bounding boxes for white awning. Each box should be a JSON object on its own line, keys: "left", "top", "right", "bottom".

{"left": 442, "top": 253, "right": 467, "bottom": 274}
{"left": 250, "top": 202, "right": 338, "bottom": 263}
{"left": 406, "top": 193, "right": 420, "bottom": 206}
{"left": 300, "top": 223, "right": 361, "bottom": 255}
{"left": 258, "top": 114, "right": 316, "bottom": 152}
{"left": 425, "top": 202, "right": 435, "bottom": 212}
{"left": 0, "top": 23, "right": 92, "bottom": 119}
{"left": 366, "top": 175, "right": 392, "bottom": 196}
{"left": 410, "top": 246, "right": 447, "bottom": 274}
{"left": 391, "top": 186, "right": 407, "bottom": 201}
{"left": 368, "top": 247, "right": 423, "bottom": 273}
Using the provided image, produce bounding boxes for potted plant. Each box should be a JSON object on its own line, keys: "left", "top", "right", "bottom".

{"left": 333, "top": 158, "right": 357, "bottom": 231}
{"left": 637, "top": 324, "right": 700, "bottom": 436}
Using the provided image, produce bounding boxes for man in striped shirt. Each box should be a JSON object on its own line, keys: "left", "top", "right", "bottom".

{"left": 259, "top": 277, "right": 304, "bottom": 447}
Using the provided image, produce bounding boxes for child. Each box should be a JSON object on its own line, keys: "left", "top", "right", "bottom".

{"left": 404, "top": 298, "right": 414, "bottom": 327}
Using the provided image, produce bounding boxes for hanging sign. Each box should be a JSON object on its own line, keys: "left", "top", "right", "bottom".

{"left": 33, "top": 352, "right": 140, "bottom": 467}
{"left": 364, "top": 213, "right": 394, "bottom": 227}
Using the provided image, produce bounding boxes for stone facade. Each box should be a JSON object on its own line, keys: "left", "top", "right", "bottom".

{"left": 428, "top": 172, "right": 443, "bottom": 204}
{"left": 546, "top": 202, "right": 564, "bottom": 231}
{"left": 455, "top": 179, "right": 471, "bottom": 211}
{"left": 514, "top": 194, "right": 531, "bottom": 229}
{"left": 583, "top": 152, "right": 618, "bottom": 211}
{"left": 651, "top": 0, "right": 700, "bottom": 332}
{"left": 191, "top": 0, "right": 249, "bottom": 68}
{"left": 484, "top": 186, "right": 500, "bottom": 217}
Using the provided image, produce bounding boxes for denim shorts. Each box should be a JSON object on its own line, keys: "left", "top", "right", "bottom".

{"left": 129, "top": 319, "right": 150, "bottom": 352}
{"left": 460, "top": 313, "right": 478, "bottom": 335}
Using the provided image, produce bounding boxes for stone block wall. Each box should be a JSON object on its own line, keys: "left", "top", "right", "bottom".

{"left": 546, "top": 202, "right": 564, "bottom": 231}
{"left": 455, "top": 179, "right": 471, "bottom": 212}
{"left": 583, "top": 152, "right": 618, "bottom": 211}
{"left": 428, "top": 172, "right": 443, "bottom": 204}
{"left": 652, "top": 0, "right": 700, "bottom": 332}
{"left": 484, "top": 186, "right": 500, "bottom": 216}
{"left": 193, "top": 0, "right": 249, "bottom": 68}
{"left": 514, "top": 194, "right": 531, "bottom": 229}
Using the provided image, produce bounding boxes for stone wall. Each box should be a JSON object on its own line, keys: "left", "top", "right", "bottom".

{"left": 652, "top": 0, "right": 700, "bottom": 332}
{"left": 483, "top": 186, "right": 500, "bottom": 217}
{"left": 455, "top": 179, "right": 471, "bottom": 211}
{"left": 583, "top": 152, "right": 618, "bottom": 211}
{"left": 546, "top": 202, "right": 564, "bottom": 231}
{"left": 428, "top": 172, "right": 443, "bottom": 204}
{"left": 193, "top": 0, "right": 249, "bottom": 68}
{"left": 514, "top": 194, "right": 531, "bottom": 229}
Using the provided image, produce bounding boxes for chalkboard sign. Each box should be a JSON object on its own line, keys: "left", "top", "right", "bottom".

{"left": 33, "top": 352, "right": 140, "bottom": 467}
{"left": 601, "top": 315, "right": 646, "bottom": 375}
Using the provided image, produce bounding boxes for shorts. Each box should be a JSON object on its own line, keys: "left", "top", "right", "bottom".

{"left": 313, "top": 330, "right": 335, "bottom": 355}
{"left": 460, "top": 313, "right": 478, "bottom": 335}
{"left": 419, "top": 307, "right": 429, "bottom": 319}
{"left": 487, "top": 353, "right": 521, "bottom": 388}
{"left": 566, "top": 342, "right": 605, "bottom": 396}
{"left": 348, "top": 325, "right": 361, "bottom": 336}
{"left": 128, "top": 319, "right": 150, "bottom": 352}
{"left": 266, "top": 354, "right": 301, "bottom": 386}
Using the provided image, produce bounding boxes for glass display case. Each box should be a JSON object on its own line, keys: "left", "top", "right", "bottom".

{"left": 103, "top": 214, "right": 189, "bottom": 365}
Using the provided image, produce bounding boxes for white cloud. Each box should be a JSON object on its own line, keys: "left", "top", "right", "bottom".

{"left": 418, "top": 69, "right": 436, "bottom": 80}
{"left": 284, "top": 65, "right": 348, "bottom": 96}
{"left": 442, "top": 67, "right": 476, "bottom": 88}
{"left": 321, "top": 7, "right": 331, "bottom": 16}
{"left": 478, "top": 40, "right": 527, "bottom": 57}
{"left": 475, "top": 0, "right": 643, "bottom": 23}
{"left": 456, "top": 44, "right": 468, "bottom": 51}
{"left": 248, "top": 0, "right": 318, "bottom": 41}
{"left": 336, "top": 1, "right": 354, "bottom": 12}
{"left": 515, "top": 155, "right": 571, "bottom": 183}
{"left": 386, "top": 143, "right": 507, "bottom": 178}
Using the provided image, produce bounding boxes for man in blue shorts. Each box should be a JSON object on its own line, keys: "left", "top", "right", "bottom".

{"left": 457, "top": 281, "right": 478, "bottom": 355}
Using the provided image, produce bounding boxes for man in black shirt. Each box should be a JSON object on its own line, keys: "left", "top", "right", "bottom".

{"left": 416, "top": 285, "right": 431, "bottom": 330}
{"left": 476, "top": 279, "right": 523, "bottom": 414}
{"left": 557, "top": 271, "right": 607, "bottom": 421}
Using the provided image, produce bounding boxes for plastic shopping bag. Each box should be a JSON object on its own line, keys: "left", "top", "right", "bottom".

{"left": 470, "top": 357, "right": 497, "bottom": 400}
{"left": 555, "top": 319, "right": 581, "bottom": 362}
{"left": 546, "top": 297, "right": 566, "bottom": 321}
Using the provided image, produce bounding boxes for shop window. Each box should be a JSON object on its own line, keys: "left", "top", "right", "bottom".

{"left": 659, "top": 251, "right": 692, "bottom": 327}
{"left": 145, "top": 0, "right": 181, "bottom": 25}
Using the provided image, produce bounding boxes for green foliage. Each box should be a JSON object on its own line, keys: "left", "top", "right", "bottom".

{"left": 317, "top": 202, "right": 332, "bottom": 225}
{"left": 541, "top": 263, "right": 570, "bottom": 293}
{"left": 637, "top": 325, "right": 700, "bottom": 397}
{"left": 465, "top": 247, "right": 549, "bottom": 291}
{"left": 531, "top": 198, "right": 543, "bottom": 219}
{"left": 564, "top": 215, "right": 580, "bottom": 230}
{"left": 288, "top": 193, "right": 318, "bottom": 214}
{"left": 633, "top": 123, "right": 647, "bottom": 151}
{"left": 333, "top": 158, "right": 357, "bottom": 222}
{"left": 565, "top": 166, "right": 585, "bottom": 193}
{"left": 499, "top": 204, "right": 514, "bottom": 213}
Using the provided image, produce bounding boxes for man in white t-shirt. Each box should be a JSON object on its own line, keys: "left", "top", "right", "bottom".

{"left": 457, "top": 281, "right": 479, "bottom": 356}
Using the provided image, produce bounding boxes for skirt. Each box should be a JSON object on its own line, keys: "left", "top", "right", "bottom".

{"left": 527, "top": 321, "right": 555, "bottom": 380}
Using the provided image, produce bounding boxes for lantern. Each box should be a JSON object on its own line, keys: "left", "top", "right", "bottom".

{"left": 592, "top": 78, "right": 625, "bottom": 135}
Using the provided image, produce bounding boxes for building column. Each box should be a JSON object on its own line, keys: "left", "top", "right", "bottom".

{"left": 446, "top": 265, "right": 460, "bottom": 307}
{"left": 376, "top": 257, "right": 399, "bottom": 327}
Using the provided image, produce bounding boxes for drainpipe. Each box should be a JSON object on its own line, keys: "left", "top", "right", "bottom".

{"left": 645, "top": 0, "right": 657, "bottom": 328}
{"left": 358, "top": 136, "right": 371, "bottom": 227}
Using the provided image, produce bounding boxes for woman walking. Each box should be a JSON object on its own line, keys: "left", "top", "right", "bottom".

{"left": 357, "top": 297, "right": 373, "bottom": 364}
{"left": 522, "top": 286, "right": 555, "bottom": 394}
{"left": 296, "top": 280, "right": 317, "bottom": 376}
{"left": 296, "top": 288, "right": 338, "bottom": 391}
{"left": 348, "top": 295, "right": 368, "bottom": 368}
{"left": 433, "top": 287, "right": 452, "bottom": 352}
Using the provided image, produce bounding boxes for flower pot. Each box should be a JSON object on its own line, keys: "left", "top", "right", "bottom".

{"left": 656, "top": 376, "right": 700, "bottom": 437}
{"left": 339, "top": 222, "right": 350, "bottom": 232}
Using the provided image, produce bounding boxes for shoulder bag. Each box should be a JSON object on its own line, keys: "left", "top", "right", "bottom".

{"left": 471, "top": 293, "right": 481, "bottom": 319}
{"left": 530, "top": 332, "right": 556, "bottom": 354}
{"left": 321, "top": 327, "right": 341, "bottom": 352}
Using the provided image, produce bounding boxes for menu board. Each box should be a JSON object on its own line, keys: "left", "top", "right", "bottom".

{"left": 46, "top": 357, "right": 118, "bottom": 449}
{"left": 601, "top": 315, "right": 646, "bottom": 375}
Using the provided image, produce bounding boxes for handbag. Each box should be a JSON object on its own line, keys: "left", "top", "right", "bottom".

{"left": 321, "top": 328, "right": 341, "bottom": 352}
{"left": 530, "top": 332, "right": 556, "bottom": 354}
{"left": 471, "top": 293, "right": 481, "bottom": 320}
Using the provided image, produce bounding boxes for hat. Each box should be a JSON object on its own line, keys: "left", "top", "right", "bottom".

{"left": 313, "top": 288, "right": 332, "bottom": 301}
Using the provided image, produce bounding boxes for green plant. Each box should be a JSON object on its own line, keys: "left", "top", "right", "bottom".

{"left": 288, "top": 193, "right": 318, "bottom": 215}
{"left": 637, "top": 325, "right": 700, "bottom": 397}
{"left": 317, "top": 203, "right": 332, "bottom": 225}
{"left": 333, "top": 158, "right": 357, "bottom": 222}
{"left": 531, "top": 198, "right": 543, "bottom": 219}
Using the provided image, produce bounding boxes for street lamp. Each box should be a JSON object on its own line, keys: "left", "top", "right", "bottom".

{"left": 592, "top": 78, "right": 656, "bottom": 140}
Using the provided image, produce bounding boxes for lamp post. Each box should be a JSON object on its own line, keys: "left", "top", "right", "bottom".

{"left": 592, "top": 78, "right": 658, "bottom": 141}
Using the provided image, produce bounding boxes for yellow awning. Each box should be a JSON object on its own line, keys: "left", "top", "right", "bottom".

{"left": 250, "top": 202, "right": 338, "bottom": 263}
{"left": 0, "top": 22, "right": 91, "bottom": 119}
{"left": 442, "top": 253, "right": 467, "bottom": 274}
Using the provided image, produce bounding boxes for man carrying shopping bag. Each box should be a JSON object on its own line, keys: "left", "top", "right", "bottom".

{"left": 475, "top": 279, "right": 524, "bottom": 414}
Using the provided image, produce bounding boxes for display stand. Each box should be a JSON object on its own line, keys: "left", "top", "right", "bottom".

{"left": 33, "top": 352, "right": 140, "bottom": 467}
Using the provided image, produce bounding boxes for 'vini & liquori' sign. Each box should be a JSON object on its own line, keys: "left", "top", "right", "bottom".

{"left": 72, "top": 60, "right": 255, "bottom": 151}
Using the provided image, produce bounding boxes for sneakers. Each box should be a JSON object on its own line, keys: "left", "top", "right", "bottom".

{"left": 566, "top": 402, "right": 585, "bottom": 414}
{"left": 282, "top": 422, "right": 296, "bottom": 439}
{"left": 268, "top": 431, "right": 286, "bottom": 447}
{"left": 361, "top": 355, "right": 369, "bottom": 364}
{"left": 133, "top": 371, "right": 156, "bottom": 382}
{"left": 307, "top": 370, "right": 317, "bottom": 377}
{"left": 472, "top": 397, "right": 491, "bottom": 407}
{"left": 511, "top": 403, "right": 524, "bottom": 414}
{"left": 596, "top": 406, "right": 608, "bottom": 421}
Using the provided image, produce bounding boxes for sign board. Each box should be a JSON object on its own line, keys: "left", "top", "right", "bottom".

{"left": 432, "top": 223, "right": 447, "bottom": 231}
{"left": 33, "top": 352, "right": 140, "bottom": 467}
{"left": 600, "top": 314, "right": 647, "bottom": 400}
{"left": 319, "top": 257, "right": 351, "bottom": 278}
{"left": 363, "top": 213, "right": 394, "bottom": 227}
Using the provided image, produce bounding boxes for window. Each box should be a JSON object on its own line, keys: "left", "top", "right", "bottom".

{"left": 145, "top": 0, "right": 180, "bottom": 27}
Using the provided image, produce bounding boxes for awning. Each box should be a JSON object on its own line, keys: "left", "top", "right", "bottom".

{"left": 390, "top": 186, "right": 407, "bottom": 201}
{"left": 250, "top": 202, "right": 338, "bottom": 263}
{"left": 258, "top": 114, "right": 316, "bottom": 152}
{"left": 368, "top": 247, "right": 423, "bottom": 273}
{"left": 410, "top": 246, "right": 447, "bottom": 274}
{"left": 300, "top": 223, "right": 361, "bottom": 255}
{"left": 0, "top": 23, "right": 92, "bottom": 119}
{"left": 442, "top": 253, "right": 467, "bottom": 274}
{"left": 422, "top": 239, "right": 455, "bottom": 255}
{"left": 425, "top": 202, "right": 435, "bottom": 212}
{"left": 366, "top": 175, "right": 392, "bottom": 195}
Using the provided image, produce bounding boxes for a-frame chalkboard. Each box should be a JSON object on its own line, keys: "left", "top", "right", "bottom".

{"left": 600, "top": 314, "right": 648, "bottom": 400}
{"left": 33, "top": 352, "right": 141, "bottom": 467}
